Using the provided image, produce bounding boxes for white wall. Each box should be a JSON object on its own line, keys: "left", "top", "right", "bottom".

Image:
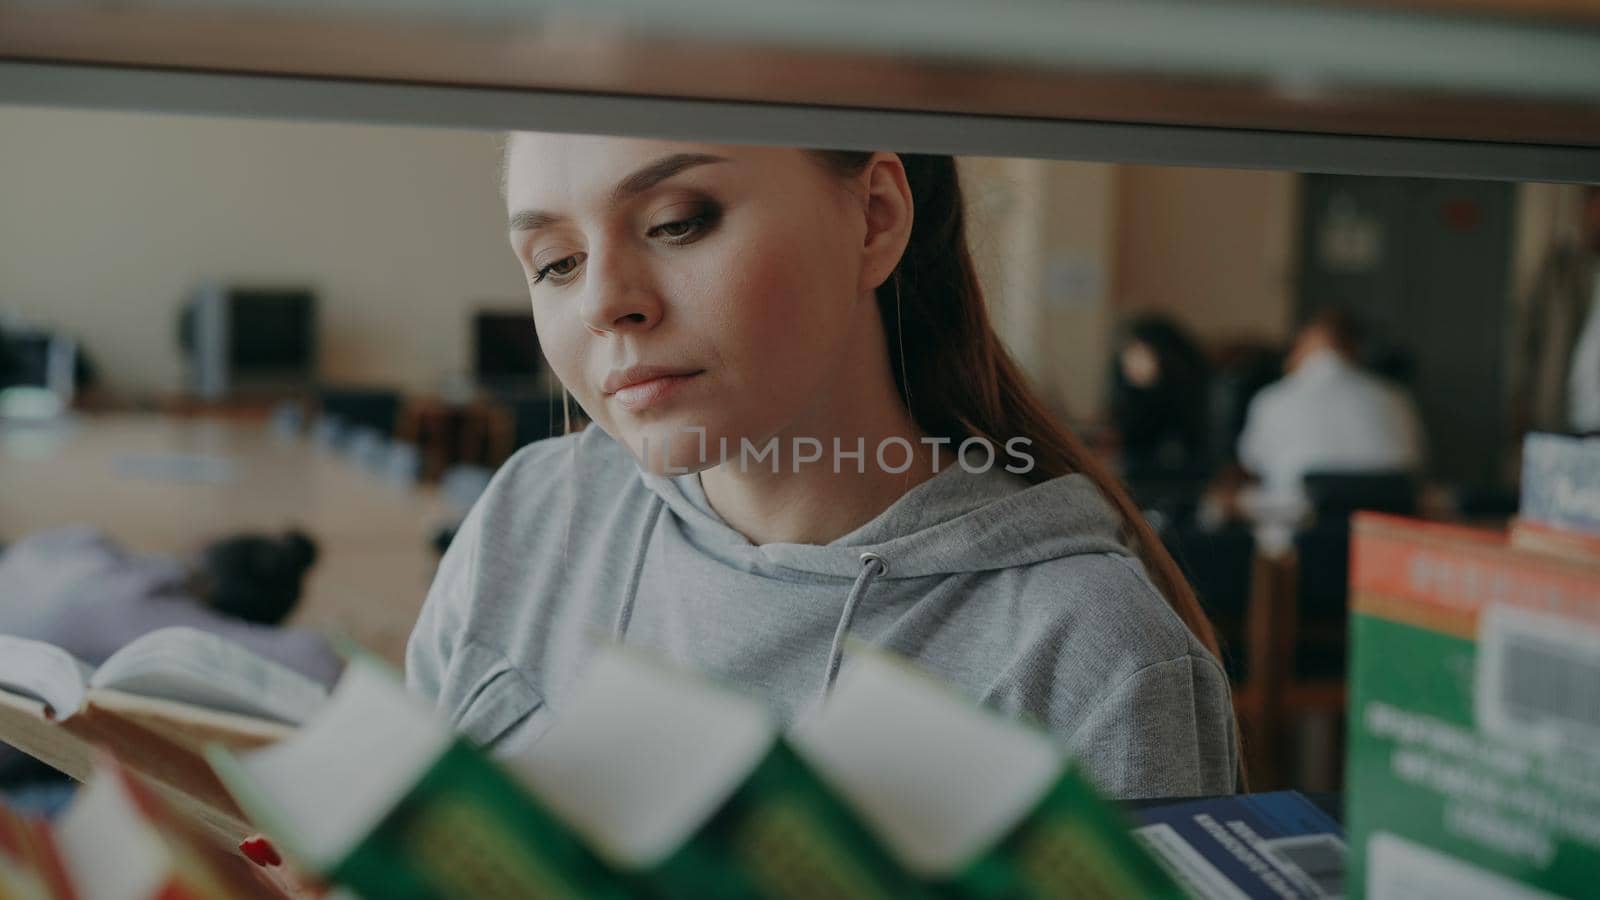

{"left": 0, "top": 105, "right": 1303, "bottom": 427}
{"left": 0, "top": 105, "right": 527, "bottom": 401}
{"left": 963, "top": 156, "right": 1120, "bottom": 424}
{"left": 1113, "top": 165, "right": 1300, "bottom": 347}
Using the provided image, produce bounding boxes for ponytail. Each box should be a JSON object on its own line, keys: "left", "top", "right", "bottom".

{"left": 809, "top": 151, "right": 1225, "bottom": 666}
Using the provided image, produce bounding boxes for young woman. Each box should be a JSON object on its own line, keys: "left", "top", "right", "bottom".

{"left": 406, "top": 135, "right": 1239, "bottom": 798}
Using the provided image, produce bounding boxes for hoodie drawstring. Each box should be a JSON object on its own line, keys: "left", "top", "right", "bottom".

{"left": 612, "top": 504, "right": 887, "bottom": 708}
{"left": 822, "top": 552, "right": 888, "bottom": 702}
{"left": 612, "top": 495, "right": 665, "bottom": 642}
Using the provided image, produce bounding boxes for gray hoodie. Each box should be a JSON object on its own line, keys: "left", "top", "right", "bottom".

{"left": 405, "top": 424, "right": 1238, "bottom": 799}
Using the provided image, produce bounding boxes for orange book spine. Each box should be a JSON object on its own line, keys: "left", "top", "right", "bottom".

{"left": 28, "top": 822, "right": 79, "bottom": 900}
{"left": 1352, "top": 512, "right": 1600, "bottom": 635}
{"left": 0, "top": 808, "right": 79, "bottom": 900}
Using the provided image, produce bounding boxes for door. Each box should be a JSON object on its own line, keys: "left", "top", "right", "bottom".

{"left": 1296, "top": 175, "right": 1515, "bottom": 486}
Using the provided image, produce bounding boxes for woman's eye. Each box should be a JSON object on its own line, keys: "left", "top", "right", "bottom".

{"left": 648, "top": 209, "right": 715, "bottom": 243}
{"left": 654, "top": 219, "right": 698, "bottom": 238}
{"left": 532, "top": 254, "right": 581, "bottom": 285}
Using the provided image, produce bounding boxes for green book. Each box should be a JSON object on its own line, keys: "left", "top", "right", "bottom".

{"left": 791, "top": 651, "right": 1185, "bottom": 899}
{"left": 1345, "top": 513, "right": 1600, "bottom": 899}
{"left": 207, "top": 658, "right": 632, "bottom": 899}
{"left": 504, "top": 646, "right": 923, "bottom": 899}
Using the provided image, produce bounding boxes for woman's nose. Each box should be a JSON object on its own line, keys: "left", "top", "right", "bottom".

{"left": 580, "top": 252, "right": 662, "bottom": 337}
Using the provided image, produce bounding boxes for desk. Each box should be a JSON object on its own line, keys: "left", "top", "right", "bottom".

{"left": 397, "top": 395, "right": 516, "bottom": 483}
{"left": 0, "top": 413, "right": 453, "bottom": 664}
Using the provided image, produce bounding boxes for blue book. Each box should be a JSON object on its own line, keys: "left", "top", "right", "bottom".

{"left": 1130, "top": 791, "right": 1346, "bottom": 899}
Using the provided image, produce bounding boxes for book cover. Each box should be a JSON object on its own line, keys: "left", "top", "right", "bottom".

{"left": 1132, "top": 791, "right": 1346, "bottom": 899}
{"left": 794, "top": 650, "right": 1184, "bottom": 899}
{"left": 508, "top": 647, "right": 920, "bottom": 899}
{"left": 1345, "top": 512, "right": 1600, "bottom": 899}
{"left": 955, "top": 766, "right": 1185, "bottom": 899}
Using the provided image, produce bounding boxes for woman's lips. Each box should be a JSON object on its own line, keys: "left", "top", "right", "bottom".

{"left": 610, "top": 371, "right": 704, "bottom": 413}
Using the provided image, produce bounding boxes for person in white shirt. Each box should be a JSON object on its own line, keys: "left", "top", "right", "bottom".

{"left": 1228, "top": 310, "right": 1425, "bottom": 552}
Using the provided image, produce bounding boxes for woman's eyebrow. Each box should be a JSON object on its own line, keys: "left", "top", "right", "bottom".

{"left": 508, "top": 152, "right": 730, "bottom": 232}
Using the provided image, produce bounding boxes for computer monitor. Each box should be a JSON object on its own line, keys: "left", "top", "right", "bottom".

{"left": 473, "top": 310, "right": 543, "bottom": 390}
{"left": 179, "top": 285, "right": 317, "bottom": 399}
{"left": 0, "top": 329, "right": 78, "bottom": 417}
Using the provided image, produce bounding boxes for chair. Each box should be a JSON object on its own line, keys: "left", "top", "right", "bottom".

{"left": 1301, "top": 471, "right": 1418, "bottom": 521}
{"left": 310, "top": 414, "right": 347, "bottom": 451}
{"left": 1276, "top": 470, "right": 1419, "bottom": 788}
{"left": 383, "top": 441, "right": 422, "bottom": 488}
{"left": 316, "top": 386, "right": 402, "bottom": 438}
{"left": 439, "top": 464, "right": 495, "bottom": 517}
{"left": 269, "top": 400, "right": 305, "bottom": 438}
{"left": 507, "top": 393, "right": 581, "bottom": 450}
{"left": 1163, "top": 521, "right": 1289, "bottom": 785}
{"left": 343, "top": 426, "right": 391, "bottom": 473}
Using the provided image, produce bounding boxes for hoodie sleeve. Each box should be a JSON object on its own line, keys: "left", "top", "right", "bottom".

{"left": 1065, "top": 652, "right": 1239, "bottom": 799}
{"left": 403, "top": 447, "right": 555, "bottom": 751}
{"left": 404, "top": 493, "right": 482, "bottom": 704}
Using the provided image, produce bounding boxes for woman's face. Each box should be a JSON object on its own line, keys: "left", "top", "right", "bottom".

{"left": 504, "top": 133, "right": 885, "bottom": 474}
{"left": 1120, "top": 340, "right": 1161, "bottom": 389}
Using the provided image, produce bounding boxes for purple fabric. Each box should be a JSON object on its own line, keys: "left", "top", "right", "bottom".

{"left": 0, "top": 525, "right": 342, "bottom": 685}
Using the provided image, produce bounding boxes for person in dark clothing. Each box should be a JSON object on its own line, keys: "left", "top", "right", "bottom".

{"left": 195, "top": 530, "right": 320, "bottom": 626}
{"left": 1110, "top": 315, "right": 1213, "bottom": 479}
{"left": 0, "top": 526, "right": 338, "bottom": 806}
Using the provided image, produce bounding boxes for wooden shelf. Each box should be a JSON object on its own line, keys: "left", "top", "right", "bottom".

{"left": 2, "top": 0, "right": 1598, "bottom": 181}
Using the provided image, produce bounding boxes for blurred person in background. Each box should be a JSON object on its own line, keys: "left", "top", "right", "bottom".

{"left": 1210, "top": 309, "right": 1425, "bottom": 552}
{"left": 0, "top": 526, "right": 341, "bottom": 800}
{"left": 1109, "top": 315, "right": 1212, "bottom": 480}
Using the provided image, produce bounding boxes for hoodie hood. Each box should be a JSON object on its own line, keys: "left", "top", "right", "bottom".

{"left": 408, "top": 425, "right": 1238, "bottom": 797}
{"left": 637, "top": 458, "right": 1133, "bottom": 581}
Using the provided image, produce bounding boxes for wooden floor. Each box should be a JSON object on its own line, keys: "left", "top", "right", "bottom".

{"left": 0, "top": 413, "right": 452, "bottom": 664}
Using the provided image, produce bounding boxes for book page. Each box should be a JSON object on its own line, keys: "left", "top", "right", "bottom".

{"left": 791, "top": 650, "right": 1063, "bottom": 877}
{"left": 510, "top": 646, "right": 776, "bottom": 868}
{"left": 54, "top": 765, "right": 172, "bottom": 900}
{"left": 0, "top": 634, "right": 92, "bottom": 718}
{"left": 90, "top": 627, "right": 327, "bottom": 725}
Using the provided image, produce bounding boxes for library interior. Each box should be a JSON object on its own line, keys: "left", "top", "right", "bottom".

{"left": 1, "top": 1, "right": 1598, "bottom": 898}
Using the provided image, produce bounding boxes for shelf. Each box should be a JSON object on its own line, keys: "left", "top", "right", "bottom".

{"left": 2, "top": 0, "right": 1599, "bottom": 181}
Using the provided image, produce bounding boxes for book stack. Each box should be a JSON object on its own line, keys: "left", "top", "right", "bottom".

{"left": 1, "top": 626, "right": 1351, "bottom": 898}
{"left": 1345, "top": 505, "right": 1600, "bottom": 898}
{"left": 206, "top": 648, "right": 1184, "bottom": 899}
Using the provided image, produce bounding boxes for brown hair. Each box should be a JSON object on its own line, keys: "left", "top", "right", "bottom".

{"left": 808, "top": 150, "right": 1226, "bottom": 665}
{"left": 1302, "top": 307, "right": 1364, "bottom": 360}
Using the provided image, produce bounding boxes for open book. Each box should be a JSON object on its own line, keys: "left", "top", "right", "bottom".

{"left": 0, "top": 627, "right": 329, "bottom": 843}
{"left": 0, "top": 627, "right": 326, "bottom": 726}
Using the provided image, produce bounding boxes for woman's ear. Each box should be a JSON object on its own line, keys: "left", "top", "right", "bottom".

{"left": 857, "top": 153, "right": 915, "bottom": 295}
